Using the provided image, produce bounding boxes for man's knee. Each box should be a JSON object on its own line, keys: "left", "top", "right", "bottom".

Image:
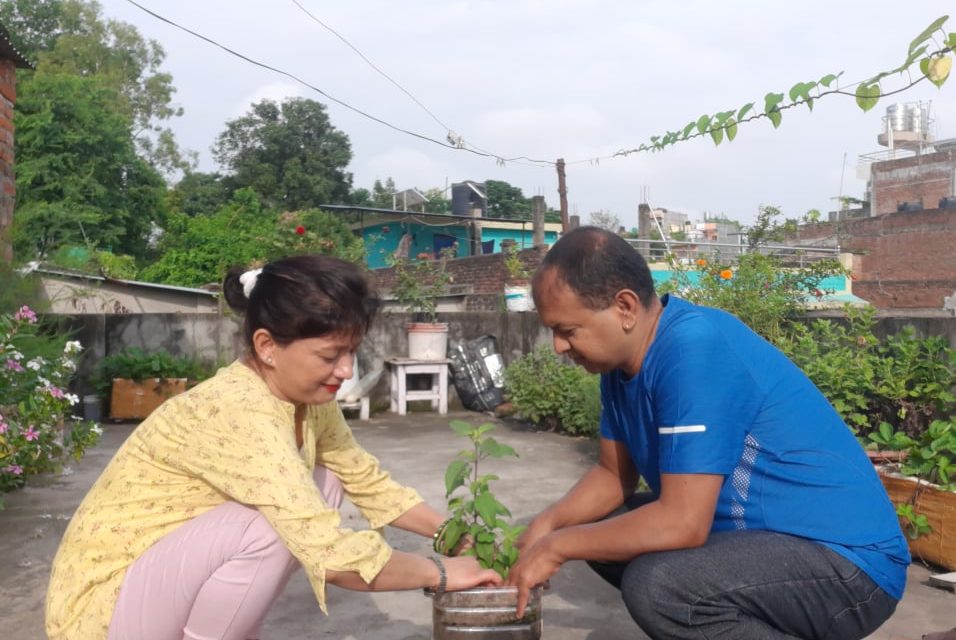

{"left": 619, "top": 553, "right": 682, "bottom": 631}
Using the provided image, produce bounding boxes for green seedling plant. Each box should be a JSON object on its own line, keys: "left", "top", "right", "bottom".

{"left": 438, "top": 420, "right": 526, "bottom": 578}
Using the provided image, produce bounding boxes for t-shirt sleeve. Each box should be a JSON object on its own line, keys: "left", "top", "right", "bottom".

{"left": 650, "top": 315, "right": 763, "bottom": 475}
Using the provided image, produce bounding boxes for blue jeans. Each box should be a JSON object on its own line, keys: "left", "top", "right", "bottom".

{"left": 588, "top": 494, "right": 899, "bottom": 640}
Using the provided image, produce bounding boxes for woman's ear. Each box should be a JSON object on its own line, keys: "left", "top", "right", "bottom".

{"left": 251, "top": 329, "right": 277, "bottom": 365}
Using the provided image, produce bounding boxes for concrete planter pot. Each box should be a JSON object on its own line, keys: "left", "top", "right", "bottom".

{"left": 407, "top": 322, "right": 449, "bottom": 360}
{"left": 879, "top": 468, "right": 956, "bottom": 570}
{"left": 503, "top": 284, "right": 534, "bottom": 312}
{"left": 430, "top": 585, "right": 542, "bottom": 639}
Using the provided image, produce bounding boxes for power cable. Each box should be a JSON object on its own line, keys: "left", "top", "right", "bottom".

{"left": 123, "top": 0, "right": 555, "bottom": 167}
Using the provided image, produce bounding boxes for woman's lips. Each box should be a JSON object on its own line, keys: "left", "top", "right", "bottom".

{"left": 324, "top": 384, "right": 341, "bottom": 393}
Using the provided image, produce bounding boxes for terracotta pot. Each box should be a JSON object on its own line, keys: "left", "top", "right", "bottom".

{"left": 109, "top": 378, "right": 187, "bottom": 420}
{"left": 878, "top": 470, "right": 956, "bottom": 571}
{"left": 866, "top": 450, "right": 908, "bottom": 464}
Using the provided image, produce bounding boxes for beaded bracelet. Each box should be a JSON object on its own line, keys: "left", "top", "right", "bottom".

{"left": 432, "top": 517, "right": 453, "bottom": 554}
{"left": 427, "top": 555, "right": 447, "bottom": 596}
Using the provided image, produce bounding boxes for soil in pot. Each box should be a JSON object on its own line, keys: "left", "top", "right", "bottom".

{"left": 431, "top": 585, "right": 542, "bottom": 639}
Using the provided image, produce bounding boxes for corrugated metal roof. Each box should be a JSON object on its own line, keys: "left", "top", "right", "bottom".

{"left": 0, "top": 22, "right": 35, "bottom": 69}
{"left": 36, "top": 268, "right": 218, "bottom": 298}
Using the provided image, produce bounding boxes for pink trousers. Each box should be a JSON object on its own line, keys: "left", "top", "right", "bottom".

{"left": 107, "top": 467, "right": 344, "bottom": 640}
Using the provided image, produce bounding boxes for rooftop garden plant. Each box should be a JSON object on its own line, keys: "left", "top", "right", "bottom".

{"left": 390, "top": 249, "right": 453, "bottom": 324}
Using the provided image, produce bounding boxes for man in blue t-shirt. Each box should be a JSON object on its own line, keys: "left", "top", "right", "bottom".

{"left": 506, "top": 227, "right": 909, "bottom": 640}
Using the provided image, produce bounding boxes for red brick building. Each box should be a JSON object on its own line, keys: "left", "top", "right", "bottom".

{"left": 870, "top": 148, "right": 956, "bottom": 216}
{"left": 0, "top": 23, "right": 33, "bottom": 262}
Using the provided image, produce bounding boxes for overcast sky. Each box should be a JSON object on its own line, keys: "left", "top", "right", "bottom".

{"left": 98, "top": 0, "right": 956, "bottom": 228}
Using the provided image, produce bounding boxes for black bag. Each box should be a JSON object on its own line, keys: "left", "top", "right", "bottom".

{"left": 448, "top": 335, "right": 505, "bottom": 412}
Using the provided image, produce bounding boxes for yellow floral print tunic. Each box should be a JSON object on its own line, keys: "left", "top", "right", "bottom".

{"left": 46, "top": 361, "right": 423, "bottom": 640}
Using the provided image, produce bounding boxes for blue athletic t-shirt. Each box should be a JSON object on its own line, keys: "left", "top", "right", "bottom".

{"left": 599, "top": 295, "right": 910, "bottom": 599}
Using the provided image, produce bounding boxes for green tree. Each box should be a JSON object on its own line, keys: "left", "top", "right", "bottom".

{"left": 423, "top": 187, "right": 450, "bottom": 214}
{"left": 13, "top": 0, "right": 193, "bottom": 175}
{"left": 370, "top": 177, "right": 396, "bottom": 209}
{"left": 167, "top": 171, "right": 231, "bottom": 217}
{"left": 213, "top": 98, "right": 353, "bottom": 211}
{"left": 12, "top": 72, "right": 166, "bottom": 260}
{"left": 0, "top": 0, "right": 62, "bottom": 59}
{"left": 484, "top": 180, "right": 531, "bottom": 219}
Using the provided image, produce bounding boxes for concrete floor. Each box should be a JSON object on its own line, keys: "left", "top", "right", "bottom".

{"left": 1, "top": 410, "right": 953, "bottom": 639}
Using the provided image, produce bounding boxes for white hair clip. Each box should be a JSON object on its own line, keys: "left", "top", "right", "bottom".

{"left": 239, "top": 268, "right": 263, "bottom": 299}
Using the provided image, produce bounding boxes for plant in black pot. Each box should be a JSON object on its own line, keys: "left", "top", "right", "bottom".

{"left": 429, "top": 419, "right": 542, "bottom": 639}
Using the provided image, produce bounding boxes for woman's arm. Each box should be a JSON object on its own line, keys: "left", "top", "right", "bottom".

{"left": 326, "top": 551, "right": 500, "bottom": 592}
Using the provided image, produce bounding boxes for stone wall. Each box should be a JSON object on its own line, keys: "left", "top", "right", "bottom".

{"left": 795, "top": 208, "right": 956, "bottom": 309}
{"left": 0, "top": 58, "right": 15, "bottom": 262}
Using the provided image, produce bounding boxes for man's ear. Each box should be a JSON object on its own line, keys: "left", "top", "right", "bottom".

{"left": 614, "top": 289, "right": 643, "bottom": 331}
{"left": 251, "top": 329, "right": 277, "bottom": 364}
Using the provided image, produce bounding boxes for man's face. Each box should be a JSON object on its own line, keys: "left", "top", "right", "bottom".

{"left": 534, "top": 269, "right": 628, "bottom": 374}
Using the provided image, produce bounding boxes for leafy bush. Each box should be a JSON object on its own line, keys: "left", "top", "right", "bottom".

{"left": 91, "top": 348, "right": 210, "bottom": 397}
{"left": 1, "top": 306, "right": 101, "bottom": 506}
{"left": 389, "top": 250, "right": 452, "bottom": 323}
{"left": 504, "top": 345, "right": 601, "bottom": 437}
{"left": 780, "top": 306, "right": 956, "bottom": 440}
{"left": 869, "top": 418, "right": 956, "bottom": 491}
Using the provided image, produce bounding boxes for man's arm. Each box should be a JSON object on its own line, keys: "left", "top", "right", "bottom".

{"left": 518, "top": 437, "right": 637, "bottom": 551}
{"left": 508, "top": 471, "right": 724, "bottom": 616}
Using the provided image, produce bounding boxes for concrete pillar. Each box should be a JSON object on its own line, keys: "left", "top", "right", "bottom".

{"left": 531, "top": 195, "right": 546, "bottom": 247}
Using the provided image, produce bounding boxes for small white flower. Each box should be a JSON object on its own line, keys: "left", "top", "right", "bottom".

{"left": 61, "top": 360, "right": 77, "bottom": 371}
{"left": 11, "top": 350, "right": 23, "bottom": 361}
{"left": 38, "top": 376, "right": 50, "bottom": 386}
{"left": 91, "top": 425, "right": 103, "bottom": 435}
{"left": 66, "top": 393, "right": 80, "bottom": 406}
{"left": 63, "top": 341, "right": 82, "bottom": 355}
{"left": 26, "top": 359, "right": 43, "bottom": 371}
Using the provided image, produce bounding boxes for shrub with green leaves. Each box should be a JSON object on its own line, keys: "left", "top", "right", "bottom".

{"left": 438, "top": 420, "right": 525, "bottom": 578}
{"left": 91, "top": 348, "right": 211, "bottom": 397}
{"left": 504, "top": 345, "right": 601, "bottom": 437}
{"left": 869, "top": 418, "right": 956, "bottom": 491}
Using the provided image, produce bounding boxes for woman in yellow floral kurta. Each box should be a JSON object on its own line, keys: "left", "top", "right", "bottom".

{"left": 46, "top": 255, "right": 500, "bottom": 640}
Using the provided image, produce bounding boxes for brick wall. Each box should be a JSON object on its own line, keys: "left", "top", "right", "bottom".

{"left": 0, "top": 58, "right": 16, "bottom": 262}
{"left": 797, "top": 208, "right": 956, "bottom": 309}
{"left": 371, "top": 246, "right": 547, "bottom": 311}
{"left": 871, "top": 150, "right": 956, "bottom": 215}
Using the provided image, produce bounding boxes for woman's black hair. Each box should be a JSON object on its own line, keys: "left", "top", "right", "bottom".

{"left": 533, "top": 226, "right": 656, "bottom": 310}
{"left": 223, "top": 255, "right": 381, "bottom": 351}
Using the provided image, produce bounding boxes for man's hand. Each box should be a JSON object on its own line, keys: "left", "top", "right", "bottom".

{"left": 515, "top": 512, "right": 555, "bottom": 552}
{"left": 506, "top": 533, "right": 565, "bottom": 617}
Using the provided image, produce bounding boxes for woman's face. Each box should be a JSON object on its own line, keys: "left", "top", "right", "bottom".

{"left": 266, "top": 331, "right": 359, "bottom": 407}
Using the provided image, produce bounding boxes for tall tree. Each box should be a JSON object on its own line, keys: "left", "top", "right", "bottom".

{"left": 485, "top": 180, "right": 531, "bottom": 220}
{"left": 10, "top": 0, "right": 193, "bottom": 175}
{"left": 12, "top": 73, "right": 166, "bottom": 259}
{"left": 213, "top": 98, "right": 353, "bottom": 211}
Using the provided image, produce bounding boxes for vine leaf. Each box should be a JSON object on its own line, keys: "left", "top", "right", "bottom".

{"left": 696, "top": 114, "right": 712, "bottom": 134}
{"left": 768, "top": 109, "right": 782, "bottom": 128}
{"left": 927, "top": 54, "right": 953, "bottom": 87}
{"left": 908, "top": 15, "right": 949, "bottom": 55}
{"left": 737, "top": 102, "right": 754, "bottom": 121}
{"left": 726, "top": 118, "right": 738, "bottom": 141}
{"left": 855, "top": 83, "right": 881, "bottom": 112}
{"left": 710, "top": 126, "right": 723, "bottom": 146}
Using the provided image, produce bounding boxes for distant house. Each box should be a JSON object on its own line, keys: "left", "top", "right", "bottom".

{"left": 0, "top": 22, "right": 34, "bottom": 262}
{"left": 321, "top": 205, "right": 561, "bottom": 269}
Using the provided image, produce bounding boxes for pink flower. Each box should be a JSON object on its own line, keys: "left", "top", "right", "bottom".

{"left": 14, "top": 305, "right": 37, "bottom": 323}
{"left": 3, "top": 464, "right": 23, "bottom": 476}
{"left": 46, "top": 386, "right": 65, "bottom": 399}
{"left": 0, "top": 421, "right": 7, "bottom": 434}
{"left": 24, "top": 425, "right": 39, "bottom": 441}
{"left": 5, "top": 359, "right": 24, "bottom": 372}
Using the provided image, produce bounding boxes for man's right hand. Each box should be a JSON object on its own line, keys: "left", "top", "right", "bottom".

{"left": 516, "top": 512, "right": 556, "bottom": 552}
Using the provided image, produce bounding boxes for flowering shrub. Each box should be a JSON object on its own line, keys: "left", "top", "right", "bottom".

{"left": 0, "top": 306, "right": 101, "bottom": 507}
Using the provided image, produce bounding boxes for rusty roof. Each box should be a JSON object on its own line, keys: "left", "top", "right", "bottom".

{"left": 0, "top": 21, "right": 35, "bottom": 69}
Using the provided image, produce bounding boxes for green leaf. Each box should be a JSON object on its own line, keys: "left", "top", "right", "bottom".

{"left": 476, "top": 423, "right": 496, "bottom": 437}
{"left": 908, "top": 15, "right": 949, "bottom": 55}
{"left": 444, "top": 460, "right": 469, "bottom": 497}
{"left": 788, "top": 81, "right": 817, "bottom": 103}
{"left": 763, "top": 92, "right": 784, "bottom": 114}
{"left": 682, "top": 120, "right": 697, "bottom": 139}
{"left": 819, "top": 73, "right": 839, "bottom": 88}
{"left": 696, "top": 114, "right": 712, "bottom": 134}
{"left": 475, "top": 491, "right": 498, "bottom": 526}
{"left": 450, "top": 420, "right": 473, "bottom": 437}
{"left": 737, "top": 102, "right": 754, "bottom": 120}
{"left": 947, "top": 32, "right": 956, "bottom": 49}
{"left": 710, "top": 126, "right": 723, "bottom": 146}
{"left": 480, "top": 437, "right": 518, "bottom": 458}
{"left": 726, "top": 118, "right": 738, "bottom": 141}
{"left": 854, "top": 84, "right": 880, "bottom": 112}
{"left": 768, "top": 110, "right": 782, "bottom": 128}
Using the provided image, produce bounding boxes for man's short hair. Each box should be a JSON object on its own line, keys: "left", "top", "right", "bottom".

{"left": 534, "top": 226, "right": 656, "bottom": 310}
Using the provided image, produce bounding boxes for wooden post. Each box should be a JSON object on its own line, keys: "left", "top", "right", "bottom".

{"left": 556, "top": 158, "right": 569, "bottom": 233}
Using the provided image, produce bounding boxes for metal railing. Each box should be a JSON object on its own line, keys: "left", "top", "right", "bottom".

{"left": 625, "top": 239, "right": 842, "bottom": 268}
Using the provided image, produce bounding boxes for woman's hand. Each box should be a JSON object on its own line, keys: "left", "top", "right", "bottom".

{"left": 442, "top": 556, "right": 503, "bottom": 591}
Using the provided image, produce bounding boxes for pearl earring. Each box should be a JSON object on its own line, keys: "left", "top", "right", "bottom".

{"left": 266, "top": 356, "right": 274, "bottom": 364}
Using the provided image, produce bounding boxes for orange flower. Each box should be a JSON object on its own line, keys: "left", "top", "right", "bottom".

{"left": 696, "top": 258, "right": 707, "bottom": 267}
{"left": 719, "top": 269, "right": 733, "bottom": 280}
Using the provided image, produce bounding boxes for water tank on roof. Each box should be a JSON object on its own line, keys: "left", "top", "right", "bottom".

{"left": 896, "top": 200, "right": 923, "bottom": 213}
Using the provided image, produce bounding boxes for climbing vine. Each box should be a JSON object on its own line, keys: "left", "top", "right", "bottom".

{"left": 616, "top": 15, "right": 953, "bottom": 155}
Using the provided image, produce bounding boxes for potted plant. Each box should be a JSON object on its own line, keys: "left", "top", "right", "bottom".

{"left": 390, "top": 251, "right": 452, "bottom": 360}
{"left": 429, "top": 419, "right": 543, "bottom": 639}
{"left": 91, "top": 348, "right": 209, "bottom": 420}
{"left": 502, "top": 243, "right": 534, "bottom": 312}
{"left": 868, "top": 417, "right": 956, "bottom": 570}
